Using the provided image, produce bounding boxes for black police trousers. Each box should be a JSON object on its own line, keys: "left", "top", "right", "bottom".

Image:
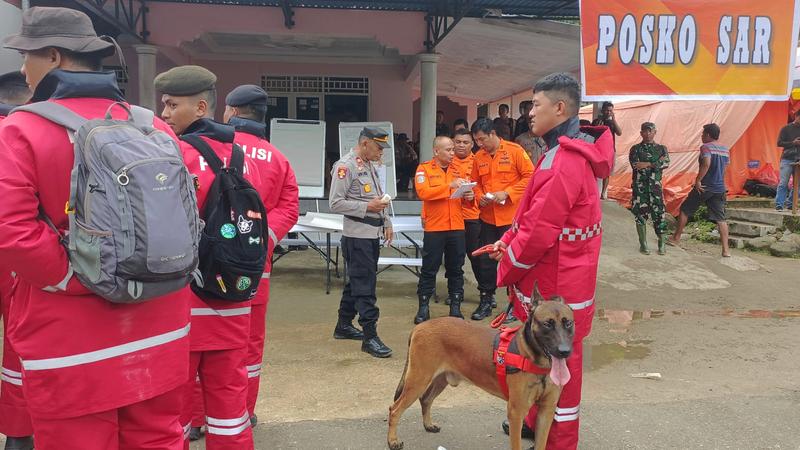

{"left": 417, "top": 230, "right": 466, "bottom": 298}
{"left": 464, "top": 219, "right": 482, "bottom": 289}
{"left": 477, "top": 221, "right": 510, "bottom": 294}
{"left": 339, "top": 236, "right": 380, "bottom": 337}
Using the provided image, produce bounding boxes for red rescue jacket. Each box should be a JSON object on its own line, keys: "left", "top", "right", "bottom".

{"left": 497, "top": 118, "right": 614, "bottom": 341}
{"left": 231, "top": 117, "right": 299, "bottom": 305}
{"left": 180, "top": 118, "right": 265, "bottom": 351}
{"left": 0, "top": 70, "right": 190, "bottom": 419}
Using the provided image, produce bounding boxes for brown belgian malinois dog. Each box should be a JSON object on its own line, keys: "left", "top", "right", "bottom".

{"left": 387, "top": 286, "right": 575, "bottom": 450}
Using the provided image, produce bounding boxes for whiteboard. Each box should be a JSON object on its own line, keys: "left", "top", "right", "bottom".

{"left": 338, "top": 121, "right": 397, "bottom": 199}
{"left": 270, "top": 119, "right": 326, "bottom": 198}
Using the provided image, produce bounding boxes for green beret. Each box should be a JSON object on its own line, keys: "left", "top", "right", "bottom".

{"left": 154, "top": 65, "right": 217, "bottom": 96}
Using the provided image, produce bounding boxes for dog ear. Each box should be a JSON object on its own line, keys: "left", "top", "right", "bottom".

{"left": 532, "top": 282, "right": 546, "bottom": 304}
{"left": 550, "top": 295, "right": 565, "bottom": 305}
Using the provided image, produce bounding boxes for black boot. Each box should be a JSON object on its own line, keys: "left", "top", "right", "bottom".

{"left": 4, "top": 437, "right": 34, "bottom": 450}
{"left": 333, "top": 319, "right": 364, "bottom": 340}
{"left": 362, "top": 336, "right": 392, "bottom": 358}
{"left": 490, "top": 293, "right": 497, "bottom": 309}
{"left": 449, "top": 294, "right": 464, "bottom": 319}
{"left": 471, "top": 293, "right": 493, "bottom": 320}
{"left": 414, "top": 295, "right": 431, "bottom": 324}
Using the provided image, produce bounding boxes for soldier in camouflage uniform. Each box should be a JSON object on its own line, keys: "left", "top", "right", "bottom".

{"left": 629, "top": 122, "right": 670, "bottom": 255}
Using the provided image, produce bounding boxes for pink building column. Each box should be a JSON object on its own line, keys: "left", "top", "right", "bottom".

{"left": 418, "top": 53, "right": 439, "bottom": 162}
{"left": 133, "top": 44, "right": 158, "bottom": 111}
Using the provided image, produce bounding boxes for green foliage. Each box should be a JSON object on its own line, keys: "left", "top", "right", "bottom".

{"left": 687, "top": 205, "right": 718, "bottom": 242}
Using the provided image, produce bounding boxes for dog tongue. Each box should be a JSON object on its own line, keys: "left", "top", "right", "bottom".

{"left": 549, "top": 358, "right": 570, "bottom": 387}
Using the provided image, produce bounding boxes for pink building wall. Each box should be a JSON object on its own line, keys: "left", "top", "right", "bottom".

{"left": 116, "top": 3, "right": 427, "bottom": 134}
{"left": 144, "top": 4, "right": 426, "bottom": 55}
{"left": 190, "top": 59, "right": 415, "bottom": 135}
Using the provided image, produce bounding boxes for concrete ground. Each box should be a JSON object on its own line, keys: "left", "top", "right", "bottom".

{"left": 2, "top": 202, "right": 798, "bottom": 449}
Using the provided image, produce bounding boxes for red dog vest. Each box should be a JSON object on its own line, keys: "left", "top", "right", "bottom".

{"left": 493, "top": 326, "right": 550, "bottom": 399}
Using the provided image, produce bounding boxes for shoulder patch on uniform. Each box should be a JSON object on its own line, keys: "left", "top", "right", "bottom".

{"left": 337, "top": 166, "right": 348, "bottom": 179}
{"left": 540, "top": 145, "right": 559, "bottom": 170}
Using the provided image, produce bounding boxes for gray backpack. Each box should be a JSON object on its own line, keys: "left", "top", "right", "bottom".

{"left": 14, "top": 101, "right": 202, "bottom": 303}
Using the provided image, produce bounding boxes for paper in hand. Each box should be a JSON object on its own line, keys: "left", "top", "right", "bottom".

{"left": 450, "top": 182, "right": 476, "bottom": 199}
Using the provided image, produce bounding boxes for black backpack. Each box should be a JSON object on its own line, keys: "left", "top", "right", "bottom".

{"left": 181, "top": 135, "right": 268, "bottom": 302}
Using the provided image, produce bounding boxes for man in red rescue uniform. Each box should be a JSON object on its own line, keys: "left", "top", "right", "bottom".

{"left": 155, "top": 65, "right": 260, "bottom": 449}
{"left": 224, "top": 85, "right": 299, "bottom": 426}
{"left": 492, "top": 73, "right": 614, "bottom": 448}
{"left": 0, "top": 7, "right": 191, "bottom": 449}
{"left": 0, "top": 70, "right": 34, "bottom": 450}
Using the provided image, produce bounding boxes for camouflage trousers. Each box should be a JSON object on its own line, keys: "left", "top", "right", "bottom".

{"left": 631, "top": 173, "right": 667, "bottom": 235}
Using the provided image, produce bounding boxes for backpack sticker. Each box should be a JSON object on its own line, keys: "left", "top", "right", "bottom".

{"left": 237, "top": 215, "right": 253, "bottom": 234}
{"left": 246, "top": 210, "right": 262, "bottom": 220}
{"left": 236, "top": 276, "right": 252, "bottom": 291}
{"left": 216, "top": 274, "right": 227, "bottom": 293}
{"left": 249, "top": 236, "right": 261, "bottom": 245}
{"left": 220, "top": 223, "right": 237, "bottom": 239}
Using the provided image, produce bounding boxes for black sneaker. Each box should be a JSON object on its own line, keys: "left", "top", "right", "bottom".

{"left": 4, "top": 437, "right": 34, "bottom": 450}
{"left": 334, "top": 323, "right": 365, "bottom": 340}
{"left": 776, "top": 205, "right": 784, "bottom": 211}
{"left": 502, "top": 419, "right": 535, "bottom": 439}
{"left": 188, "top": 427, "right": 203, "bottom": 441}
{"left": 362, "top": 336, "right": 392, "bottom": 358}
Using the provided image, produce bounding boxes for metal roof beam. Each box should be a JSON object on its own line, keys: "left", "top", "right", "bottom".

{"left": 69, "top": 0, "right": 149, "bottom": 41}
{"left": 281, "top": 0, "right": 295, "bottom": 29}
{"left": 424, "top": 0, "right": 475, "bottom": 52}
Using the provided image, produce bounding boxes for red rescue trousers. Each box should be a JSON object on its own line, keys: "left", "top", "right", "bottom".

{"left": 30, "top": 386, "right": 184, "bottom": 450}
{"left": 190, "top": 279, "right": 270, "bottom": 426}
{"left": 524, "top": 339, "right": 584, "bottom": 450}
{"left": 0, "top": 298, "right": 33, "bottom": 438}
{"left": 245, "top": 290, "right": 269, "bottom": 415}
{"left": 183, "top": 348, "right": 253, "bottom": 450}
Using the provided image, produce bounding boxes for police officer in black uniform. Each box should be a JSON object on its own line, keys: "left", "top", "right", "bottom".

{"left": 329, "top": 127, "right": 394, "bottom": 358}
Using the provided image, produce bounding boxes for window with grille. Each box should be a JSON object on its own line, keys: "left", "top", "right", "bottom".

{"left": 261, "top": 75, "right": 368, "bottom": 94}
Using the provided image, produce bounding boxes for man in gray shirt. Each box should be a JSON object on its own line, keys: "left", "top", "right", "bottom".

{"left": 775, "top": 110, "right": 800, "bottom": 210}
{"left": 329, "top": 127, "right": 394, "bottom": 358}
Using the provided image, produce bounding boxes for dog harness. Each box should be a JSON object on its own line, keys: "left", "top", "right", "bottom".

{"left": 493, "top": 325, "right": 550, "bottom": 400}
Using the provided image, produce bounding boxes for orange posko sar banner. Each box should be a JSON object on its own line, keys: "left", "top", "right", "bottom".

{"left": 580, "top": 0, "right": 800, "bottom": 100}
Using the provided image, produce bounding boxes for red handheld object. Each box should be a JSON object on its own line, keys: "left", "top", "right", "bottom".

{"left": 471, "top": 244, "right": 505, "bottom": 257}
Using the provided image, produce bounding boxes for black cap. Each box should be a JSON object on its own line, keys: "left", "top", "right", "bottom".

{"left": 0, "top": 71, "right": 27, "bottom": 89}
{"left": 360, "top": 126, "right": 391, "bottom": 148}
{"left": 225, "top": 84, "right": 268, "bottom": 107}
{"left": 641, "top": 122, "right": 656, "bottom": 131}
{"left": 396, "top": 133, "right": 409, "bottom": 141}
{"left": 154, "top": 65, "right": 217, "bottom": 96}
